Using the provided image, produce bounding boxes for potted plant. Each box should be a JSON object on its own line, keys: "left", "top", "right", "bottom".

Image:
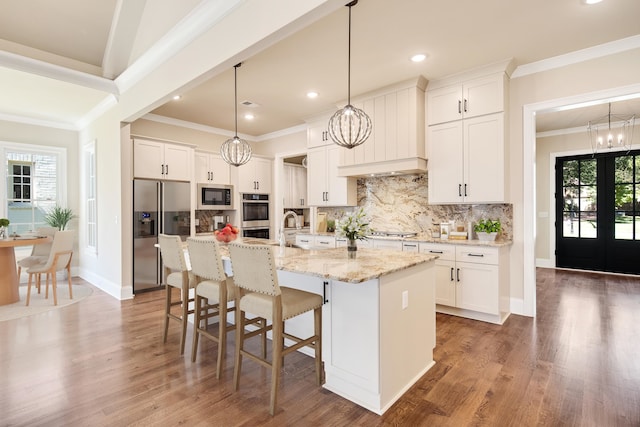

{"left": 474, "top": 219, "right": 501, "bottom": 241}
{"left": 336, "top": 207, "right": 371, "bottom": 258}
{"left": 0, "top": 217, "right": 9, "bottom": 239}
{"left": 44, "top": 206, "right": 76, "bottom": 230}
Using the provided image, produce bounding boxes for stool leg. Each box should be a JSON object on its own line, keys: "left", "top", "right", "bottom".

{"left": 163, "top": 286, "right": 171, "bottom": 343}
{"left": 216, "top": 299, "right": 228, "bottom": 379}
{"left": 25, "top": 273, "right": 33, "bottom": 306}
{"left": 314, "top": 307, "right": 323, "bottom": 385}
{"left": 233, "top": 310, "right": 245, "bottom": 391}
{"left": 51, "top": 270, "right": 58, "bottom": 306}
{"left": 270, "top": 313, "right": 283, "bottom": 416}
{"left": 191, "top": 294, "right": 202, "bottom": 363}
{"left": 179, "top": 287, "right": 188, "bottom": 355}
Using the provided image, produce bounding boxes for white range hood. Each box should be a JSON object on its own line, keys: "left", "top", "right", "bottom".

{"left": 338, "top": 157, "right": 427, "bottom": 177}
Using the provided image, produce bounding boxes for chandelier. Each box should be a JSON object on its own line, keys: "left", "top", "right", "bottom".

{"left": 327, "top": 0, "right": 372, "bottom": 149}
{"left": 220, "top": 63, "right": 252, "bottom": 167}
{"left": 587, "top": 102, "right": 635, "bottom": 155}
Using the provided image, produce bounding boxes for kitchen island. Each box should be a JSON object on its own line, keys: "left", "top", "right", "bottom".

{"left": 219, "top": 241, "right": 438, "bottom": 415}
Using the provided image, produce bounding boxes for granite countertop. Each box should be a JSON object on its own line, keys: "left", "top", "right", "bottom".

{"left": 294, "top": 231, "right": 513, "bottom": 247}
{"left": 185, "top": 236, "right": 437, "bottom": 283}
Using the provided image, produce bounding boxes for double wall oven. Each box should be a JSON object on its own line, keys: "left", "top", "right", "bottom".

{"left": 241, "top": 193, "right": 270, "bottom": 239}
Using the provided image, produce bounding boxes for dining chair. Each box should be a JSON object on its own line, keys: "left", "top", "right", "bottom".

{"left": 228, "top": 242, "right": 323, "bottom": 416}
{"left": 17, "top": 226, "right": 58, "bottom": 292}
{"left": 187, "top": 236, "right": 237, "bottom": 378}
{"left": 158, "top": 233, "right": 197, "bottom": 355}
{"left": 25, "top": 230, "right": 74, "bottom": 306}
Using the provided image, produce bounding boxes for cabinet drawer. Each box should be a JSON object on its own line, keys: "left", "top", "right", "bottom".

{"left": 419, "top": 243, "right": 455, "bottom": 261}
{"left": 315, "top": 236, "right": 335, "bottom": 248}
{"left": 456, "top": 246, "right": 498, "bottom": 265}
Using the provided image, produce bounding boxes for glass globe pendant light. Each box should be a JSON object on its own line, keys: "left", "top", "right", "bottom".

{"left": 328, "top": 0, "right": 372, "bottom": 149}
{"left": 220, "top": 63, "right": 252, "bottom": 167}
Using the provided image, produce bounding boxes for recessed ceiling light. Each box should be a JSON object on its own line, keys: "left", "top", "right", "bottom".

{"left": 244, "top": 113, "right": 254, "bottom": 120}
{"left": 410, "top": 54, "right": 427, "bottom": 63}
{"left": 307, "top": 91, "right": 319, "bottom": 99}
{"left": 172, "top": 95, "right": 182, "bottom": 101}
{"left": 583, "top": 0, "right": 602, "bottom": 4}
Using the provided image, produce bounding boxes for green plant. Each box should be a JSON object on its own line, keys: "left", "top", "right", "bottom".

{"left": 474, "top": 219, "right": 501, "bottom": 233}
{"left": 326, "top": 219, "right": 336, "bottom": 232}
{"left": 44, "top": 206, "right": 76, "bottom": 230}
{"left": 0, "top": 218, "right": 9, "bottom": 228}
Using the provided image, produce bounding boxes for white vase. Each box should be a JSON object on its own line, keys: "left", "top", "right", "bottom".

{"left": 476, "top": 232, "right": 498, "bottom": 242}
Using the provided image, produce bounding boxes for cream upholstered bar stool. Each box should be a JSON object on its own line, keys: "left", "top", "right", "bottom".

{"left": 186, "top": 236, "right": 238, "bottom": 378}
{"left": 25, "top": 230, "right": 74, "bottom": 306}
{"left": 228, "top": 242, "right": 323, "bottom": 416}
{"left": 158, "top": 234, "right": 197, "bottom": 355}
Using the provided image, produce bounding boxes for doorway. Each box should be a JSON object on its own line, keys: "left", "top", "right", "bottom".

{"left": 556, "top": 151, "right": 640, "bottom": 274}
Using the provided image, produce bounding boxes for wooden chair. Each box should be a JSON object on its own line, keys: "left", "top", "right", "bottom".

{"left": 228, "top": 242, "right": 323, "bottom": 416}
{"left": 25, "top": 230, "right": 74, "bottom": 306}
{"left": 187, "top": 236, "right": 237, "bottom": 377}
{"left": 158, "top": 234, "right": 197, "bottom": 355}
{"left": 17, "top": 226, "right": 58, "bottom": 293}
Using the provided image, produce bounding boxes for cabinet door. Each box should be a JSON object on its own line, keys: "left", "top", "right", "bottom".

{"left": 307, "top": 147, "right": 327, "bottom": 206}
{"left": 456, "top": 262, "right": 499, "bottom": 315}
{"left": 307, "top": 120, "right": 331, "bottom": 148}
{"left": 194, "top": 152, "right": 210, "bottom": 183}
{"left": 427, "top": 84, "right": 462, "bottom": 125}
{"left": 282, "top": 164, "right": 293, "bottom": 208}
{"left": 292, "top": 165, "right": 307, "bottom": 207}
{"left": 434, "top": 259, "right": 456, "bottom": 307}
{"left": 462, "top": 74, "right": 504, "bottom": 119}
{"left": 253, "top": 158, "right": 272, "bottom": 193}
{"left": 464, "top": 113, "right": 504, "bottom": 203}
{"left": 209, "top": 154, "right": 230, "bottom": 185}
{"left": 427, "top": 121, "right": 464, "bottom": 204}
{"left": 326, "top": 145, "right": 356, "bottom": 206}
{"left": 163, "top": 144, "right": 192, "bottom": 181}
{"left": 133, "top": 139, "right": 164, "bottom": 179}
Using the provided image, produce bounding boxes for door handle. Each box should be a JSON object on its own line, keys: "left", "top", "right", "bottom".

{"left": 165, "top": 164, "right": 168, "bottom": 175}
{"left": 450, "top": 267, "right": 454, "bottom": 282}
{"left": 458, "top": 100, "right": 462, "bottom": 114}
{"left": 464, "top": 183, "right": 468, "bottom": 197}
{"left": 456, "top": 268, "right": 460, "bottom": 282}
{"left": 463, "top": 99, "right": 468, "bottom": 112}
{"left": 323, "top": 281, "right": 329, "bottom": 303}
{"left": 458, "top": 184, "right": 462, "bottom": 197}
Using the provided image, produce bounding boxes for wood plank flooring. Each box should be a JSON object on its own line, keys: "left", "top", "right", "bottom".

{"left": 1, "top": 268, "right": 639, "bottom": 426}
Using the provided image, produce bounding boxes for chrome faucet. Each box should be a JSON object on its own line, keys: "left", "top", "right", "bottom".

{"left": 279, "top": 210, "right": 301, "bottom": 247}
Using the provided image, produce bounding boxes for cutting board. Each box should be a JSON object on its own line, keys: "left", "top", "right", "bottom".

{"left": 316, "top": 212, "right": 327, "bottom": 233}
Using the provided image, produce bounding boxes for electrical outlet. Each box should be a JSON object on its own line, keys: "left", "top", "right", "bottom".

{"left": 402, "top": 290, "right": 408, "bottom": 309}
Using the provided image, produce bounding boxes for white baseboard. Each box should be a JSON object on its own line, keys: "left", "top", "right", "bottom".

{"left": 536, "top": 258, "right": 554, "bottom": 268}
{"left": 78, "top": 267, "right": 133, "bottom": 300}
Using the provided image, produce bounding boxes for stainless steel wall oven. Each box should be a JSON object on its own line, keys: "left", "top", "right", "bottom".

{"left": 241, "top": 193, "right": 270, "bottom": 238}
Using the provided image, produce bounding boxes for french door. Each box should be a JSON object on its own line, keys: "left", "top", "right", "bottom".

{"left": 556, "top": 151, "right": 640, "bottom": 274}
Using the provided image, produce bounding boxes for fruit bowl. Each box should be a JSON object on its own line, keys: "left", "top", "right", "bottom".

{"left": 214, "top": 223, "right": 239, "bottom": 243}
{"left": 215, "top": 232, "right": 238, "bottom": 243}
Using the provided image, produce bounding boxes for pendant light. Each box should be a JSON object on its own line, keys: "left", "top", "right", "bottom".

{"left": 221, "top": 63, "right": 252, "bottom": 167}
{"left": 587, "top": 102, "right": 635, "bottom": 155}
{"left": 327, "top": 0, "right": 372, "bottom": 149}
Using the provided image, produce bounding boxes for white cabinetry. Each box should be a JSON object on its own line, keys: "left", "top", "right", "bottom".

{"left": 428, "top": 113, "right": 505, "bottom": 203}
{"left": 427, "top": 73, "right": 505, "bottom": 125}
{"left": 426, "top": 65, "right": 509, "bottom": 204}
{"left": 339, "top": 77, "right": 427, "bottom": 176}
{"left": 133, "top": 139, "right": 192, "bottom": 181}
{"left": 307, "top": 118, "right": 331, "bottom": 148}
{"left": 236, "top": 157, "right": 272, "bottom": 193}
{"left": 194, "top": 151, "right": 230, "bottom": 184}
{"left": 295, "top": 234, "right": 336, "bottom": 249}
{"left": 419, "top": 242, "right": 509, "bottom": 324}
{"left": 283, "top": 164, "right": 307, "bottom": 208}
{"left": 372, "top": 239, "right": 403, "bottom": 251}
{"left": 307, "top": 145, "right": 356, "bottom": 206}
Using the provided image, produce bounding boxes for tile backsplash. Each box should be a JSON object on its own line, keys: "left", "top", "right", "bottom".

{"left": 319, "top": 173, "right": 512, "bottom": 240}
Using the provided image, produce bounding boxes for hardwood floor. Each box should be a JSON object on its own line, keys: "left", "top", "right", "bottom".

{"left": 1, "top": 268, "right": 639, "bottom": 426}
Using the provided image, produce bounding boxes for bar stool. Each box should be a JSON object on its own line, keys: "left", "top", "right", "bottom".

{"left": 187, "top": 236, "right": 237, "bottom": 378}
{"left": 158, "top": 234, "right": 197, "bottom": 355}
{"left": 228, "top": 242, "right": 323, "bottom": 415}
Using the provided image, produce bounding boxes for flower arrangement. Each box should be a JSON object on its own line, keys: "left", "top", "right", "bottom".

{"left": 336, "top": 207, "right": 371, "bottom": 241}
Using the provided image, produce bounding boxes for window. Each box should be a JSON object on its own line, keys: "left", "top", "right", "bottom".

{"left": 1, "top": 143, "right": 66, "bottom": 234}
{"left": 561, "top": 158, "right": 597, "bottom": 238}
{"left": 84, "top": 140, "right": 97, "bottom": 253}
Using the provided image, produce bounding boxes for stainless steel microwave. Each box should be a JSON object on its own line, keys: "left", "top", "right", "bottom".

{"left": 197, "top": 184, "right": 233, "bottom": 210}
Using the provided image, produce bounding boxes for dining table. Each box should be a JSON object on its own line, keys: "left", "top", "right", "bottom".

{"left": 0, "top": 235, "right": 51, "bottom": 305}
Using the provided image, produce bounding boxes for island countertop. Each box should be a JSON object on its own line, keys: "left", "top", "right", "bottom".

{"left": 269, "top": 246, "right": 437, "bottom": 283}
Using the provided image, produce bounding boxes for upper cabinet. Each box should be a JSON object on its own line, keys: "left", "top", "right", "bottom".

{"left": 307, "top": 118, "right": 332, "bottom": 148}
{"left": 194, "top": 151, "right": 230, "bottom": 184}
{"left": 338, "top": 76, "right": 428, "bottom": 176}
{"left": 426, "top": 62, "right": 511, "bottom": 204}
{"left": 283, "top": 163, "right": 307, "bottom": 208}
{"left": 307, "top": 145, "right": 356, "bottom": 207}
{"left": 133, "top": 138, "right": 192, "bottom": 181}
{"left": 236, "top": 156, "right": 272, "bottom": 194}
{"left": 427, "top": 72, "right": 506, "bottom": 125}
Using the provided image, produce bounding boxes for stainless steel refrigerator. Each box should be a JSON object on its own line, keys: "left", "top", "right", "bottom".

{"left": 133, "top": 179, "right": 190, "bottom": 293}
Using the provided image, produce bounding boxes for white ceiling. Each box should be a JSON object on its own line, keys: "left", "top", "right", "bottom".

{"left": 0, "top": 0, "right": 639, "bottom": 136}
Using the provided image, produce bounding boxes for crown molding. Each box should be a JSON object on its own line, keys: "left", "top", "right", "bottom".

{"left": 0, "top": 111, "right": 78, "bottom": 131}
{"left": 76, "top": 95, "right": 119, "bottom": 130}
{"left": 512, "top": 35, "right": 640, "bottom": 78}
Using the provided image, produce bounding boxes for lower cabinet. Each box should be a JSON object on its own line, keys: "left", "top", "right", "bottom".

{"left": 420, "top": 242, "right": 510, "bottom": 324}
{"left": 295, "top": 234, "right": 336, "bottom": 249}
